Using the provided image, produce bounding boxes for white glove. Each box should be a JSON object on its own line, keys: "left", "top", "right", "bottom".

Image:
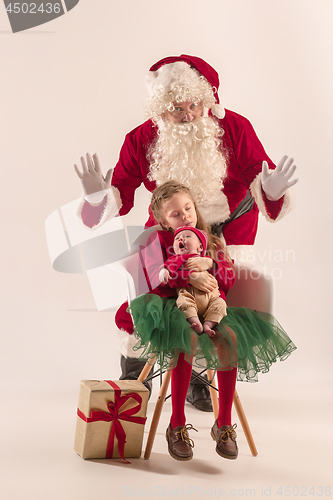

{"left": 74, "top": 152, "right": 113, "bottom": 202}
{"left": 261, "top": 155, "right": 298, "bottom": 201}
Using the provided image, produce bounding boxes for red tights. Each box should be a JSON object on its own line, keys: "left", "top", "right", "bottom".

{"left": 170, "top": 353, "right": 237, "bottom": 430}
{"left": 170, "top": 353, "right": 192, "bottom": 430}
{"left": 216, "top": 367, "right": 237, "bottom": 427}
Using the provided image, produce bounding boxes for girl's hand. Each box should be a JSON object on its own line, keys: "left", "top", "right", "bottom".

{"left": 159, "top": 268, "right": 170, "bottom": 284}
{"left": 185, "top": 257, "right": 213, "bottom": 272}
{"left": 188, "top": 271, "right": 218, "bottom": 292}
{"left": 74, "top": 153, "right": 113, "bottom": 198}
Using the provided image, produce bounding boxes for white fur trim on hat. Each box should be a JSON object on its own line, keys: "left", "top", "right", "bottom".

{"left": 250, "top": 171, "right": 295, "bottom": 222}
{"left": 76, "top": 186, "right": 122, "bottom": 230}
{"left": 146, "top": 61, "right": 199, "bottom": 96}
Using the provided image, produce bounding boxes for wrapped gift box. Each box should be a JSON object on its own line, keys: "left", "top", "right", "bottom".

{"left": 74, "top": 379, "right": 149, "bottom": 461}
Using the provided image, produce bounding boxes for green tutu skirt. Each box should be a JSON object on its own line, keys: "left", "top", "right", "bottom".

{"left": 129, "top": 294, "right": 296, "bottom": 382}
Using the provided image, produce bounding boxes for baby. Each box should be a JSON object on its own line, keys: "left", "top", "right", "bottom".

{"left": 159, "top": 226, "right": 227, "bottom": 337}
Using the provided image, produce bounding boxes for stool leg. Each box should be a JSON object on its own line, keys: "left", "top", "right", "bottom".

{"left": 233, "top": 389, "right": 258, "bottom": 456}
{"left": 144, "top": 369, "right": 171, "bottom": 459}
{"left": 206, "top": 369, "right": 219, "bottom": 421}
{"left": 137, "top": 357, "right": 156, "bottom": 383}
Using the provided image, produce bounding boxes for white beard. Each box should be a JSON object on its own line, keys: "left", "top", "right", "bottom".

{"left": 148, "top": 117, "right": 230, "bottom": 224}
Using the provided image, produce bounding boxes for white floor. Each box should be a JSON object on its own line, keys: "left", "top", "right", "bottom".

{"left": 2, "top": 377, "right": 332, "bottom": 500}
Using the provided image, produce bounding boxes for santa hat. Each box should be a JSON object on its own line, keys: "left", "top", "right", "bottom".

{"left": 146, "top": 54, "right": 225, "bottom": 119}
{"left": 174, "top": 226, "right": 208, "bottom": 256}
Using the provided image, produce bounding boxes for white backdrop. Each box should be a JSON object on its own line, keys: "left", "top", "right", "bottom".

{"left": 0, "top": 0, "right": 333, "bottom": 454}
{"left": 1, "top": 1, "right": 333, "bottom": 498}
{"left": 1, "top": 0, "right": 332, "bottom": 415}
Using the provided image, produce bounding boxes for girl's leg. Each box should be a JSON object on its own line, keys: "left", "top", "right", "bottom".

{"left": 211, "top": 327, "right": 237, "bottom": 426}
{"left": 170, "top": 352, "right": 193, "bottom": 429}
{"left": 166, "top": 352, "right": 197, "bottom": 461}
{"left": 210, "top": 327, "right": 238, "bottom": 459}
{"left": 216, "top": 367, "right": 237, "bottom": 427}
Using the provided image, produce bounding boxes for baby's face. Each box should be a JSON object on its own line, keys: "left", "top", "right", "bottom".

{"left": 173, "top": 230, "right": 203, "bottom": 255}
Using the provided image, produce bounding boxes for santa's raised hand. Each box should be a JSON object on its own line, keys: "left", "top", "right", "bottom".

{"left": 74, "top": 153, "right": 113, "bottom": 203}
{"left": 261, "top": 155, "right": 298, "bottom": 201}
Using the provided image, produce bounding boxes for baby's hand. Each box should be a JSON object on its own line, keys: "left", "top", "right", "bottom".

{"left": 185, "top": 256, "right": 213, "bottom": 272}
{"left": 159, "top": 268, "right": 170, "bottom": 284}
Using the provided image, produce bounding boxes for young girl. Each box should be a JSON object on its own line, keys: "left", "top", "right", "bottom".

{"left": 126, "top": 181, "right": 296, "bottom": 461}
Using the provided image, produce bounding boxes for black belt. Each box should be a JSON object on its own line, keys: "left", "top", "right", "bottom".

{"left": 211, "top": 190, "right": 255, "bottom": 238}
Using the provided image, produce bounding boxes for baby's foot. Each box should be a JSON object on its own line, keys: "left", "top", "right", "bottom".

{"left": 188, "top": 317, "right": 203, "bottom": 334}
{"left": 203, "top": 321, "right": 217, "bottom": 338}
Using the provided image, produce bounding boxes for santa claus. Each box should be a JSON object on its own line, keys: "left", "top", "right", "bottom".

{"left": 74, "top": 54, "right": 298, "bottom": 410}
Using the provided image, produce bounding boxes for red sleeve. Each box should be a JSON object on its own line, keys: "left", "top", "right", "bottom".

{"left": 141, "top": 232, "right": 193, "bottom": 293}
{"left": 81, "top": 196, "right": 108, "bottom": 228}
{"left": 261, "top": 187, "right": 284, "bottom": 220}
{"left": 225, "top": 112, "right": 284, "bottom": 219}
{"left": 210, "top": 250, "right": 236, "bottom": 297}
{"left": 81, "top": 121, "right": 156, "bottom": 228}
{"left": 222, "top": 113, "right": 271, "bottom": 181}
{"left": 111, "top": 121, "right": 157, "bottom": 216}
{"left": 140, "top": 231, "right": 184, "bottom": 294}
{"left": 164, "top": 254, "right": 194, "bottom": 288}
{"left": 111, "top": 133, "right": 146, "bottom": 217}
{"left": 79, "top": 133, "right": 143, "bottom": 228}
{"left": 140, "top": 231, "right": 168, "bottom": 291}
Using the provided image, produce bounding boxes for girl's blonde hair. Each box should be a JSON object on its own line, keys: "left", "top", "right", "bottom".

{"left": 151, "top": 180, "right": 233, "bottom": 265}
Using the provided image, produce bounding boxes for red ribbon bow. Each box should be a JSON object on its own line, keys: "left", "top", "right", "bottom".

{"left": 77, "top": 380, "right": 147, "bottom": 464}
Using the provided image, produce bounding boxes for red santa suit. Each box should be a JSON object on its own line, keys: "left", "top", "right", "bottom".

{"left": 79, "top": 109, "right": 293, "bottom": 251}
{"left": 75, "top": 54, "right": 295, "bottom": 360}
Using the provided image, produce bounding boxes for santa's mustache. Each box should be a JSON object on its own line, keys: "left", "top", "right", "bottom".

{"left": 161, "top": 117, "right": 220, "bottom": 142}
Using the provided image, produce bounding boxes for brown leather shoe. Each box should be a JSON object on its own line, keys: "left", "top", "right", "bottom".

{"left": 186, "top": 374, "right": 213, "bottom": 412}
{"left": 210, "top": 421, "right": 238, "bottom": 460}
{"left": 166, "top": 423, "right": 198, "bottom": 461}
